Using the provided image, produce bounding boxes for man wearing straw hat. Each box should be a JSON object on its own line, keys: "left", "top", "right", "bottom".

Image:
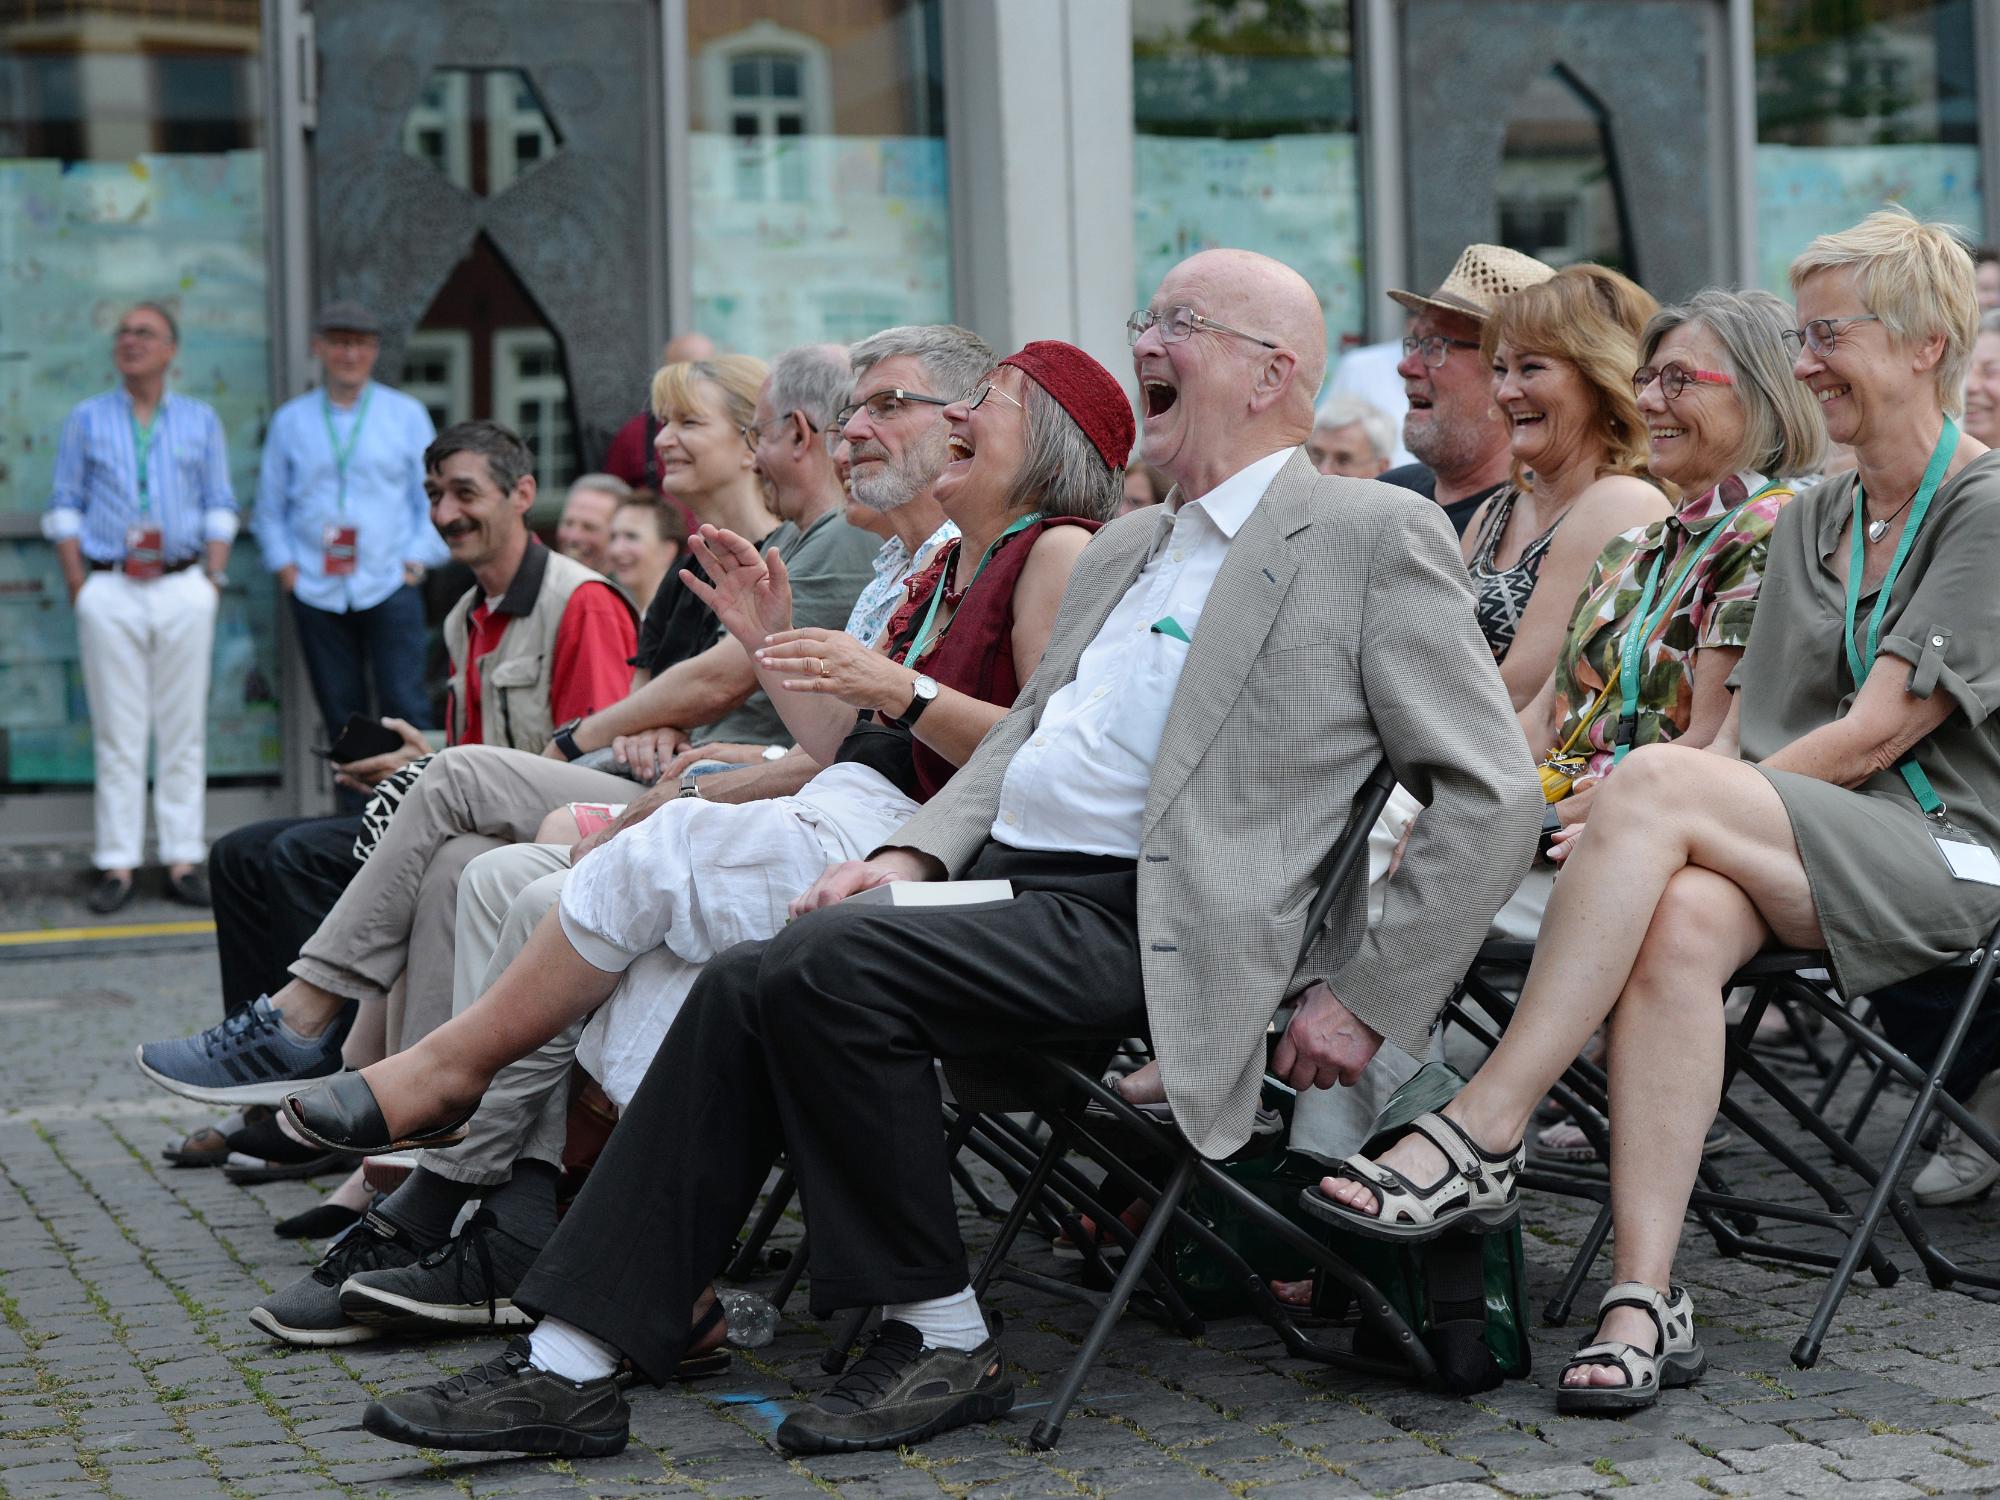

{"left": 1379, "top": 243, "right": 1556, "bottom": 535}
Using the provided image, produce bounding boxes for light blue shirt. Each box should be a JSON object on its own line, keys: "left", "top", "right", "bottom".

{"left": 42, "top": 387, "right": 237, "bottom": 561}
{"left": 251, "top": 381, "right": 446, "bottom": 612}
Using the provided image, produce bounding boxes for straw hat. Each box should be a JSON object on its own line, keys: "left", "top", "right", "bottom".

{"left": 1389, "top": 244, "right": 1556, "bottom": 323}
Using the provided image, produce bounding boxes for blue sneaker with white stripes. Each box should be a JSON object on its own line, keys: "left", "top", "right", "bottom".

{"left": 134, "top": 994, "right": 357, "bottom": 1106}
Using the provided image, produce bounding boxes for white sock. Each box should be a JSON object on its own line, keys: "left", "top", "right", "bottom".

{"left": 527, "top": 1316, "right": 621, "bottom": 1383}
{"left": 882, "top": 1286, "right": 988, "bottom": 1351}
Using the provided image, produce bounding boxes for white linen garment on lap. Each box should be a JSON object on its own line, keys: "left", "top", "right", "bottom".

{"left": 563, "top": 761, "right": 922, "bottom": 1108}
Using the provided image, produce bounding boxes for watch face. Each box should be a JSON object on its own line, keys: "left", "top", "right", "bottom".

{"left": 915, "top": 675, "right": 939, "bottom": 700}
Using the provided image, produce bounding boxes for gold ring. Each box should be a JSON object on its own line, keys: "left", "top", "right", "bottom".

{"left": 818, "top": 658, "right": 832, "bottom": 678}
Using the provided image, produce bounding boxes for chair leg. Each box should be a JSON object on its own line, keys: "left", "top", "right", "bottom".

{"left": 821, "top": 1305, "right": 874, "bottom": 1375}
{"left": 972, "top": 1117, "right": 1075, "bottom": 1297}
{"left": 771, "top": 1235, "right": 809, "bottom": 1310}
{"left": 1791, "top": 941, "right": 2000, "bottom": 1368}
{"left": 1543, "top": 1201, "right": 1613, "bottom": 1326}
{"left": 1030, "top": 1151, "right": 1198, "bottom": 1452}
{"left": 725, "top": 1166, "right": 795, "bottom": 1281}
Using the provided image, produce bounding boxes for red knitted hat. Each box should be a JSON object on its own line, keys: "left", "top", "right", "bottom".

{"left": 998, "top": 340, "right": 1134, "bottom": 472}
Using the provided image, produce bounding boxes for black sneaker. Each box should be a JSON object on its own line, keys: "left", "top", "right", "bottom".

{"left": 775, "top": 1320, "right": 1012, "bottom": 1455}
{"left": 247, "top": 1212, "right": 427, "bottom": 1346}
{"left": 339, "top": 1209, "right": 537, "bottom": 1332}
{"left": 362, "top": 1337, "right": 629, "bottom": 1456}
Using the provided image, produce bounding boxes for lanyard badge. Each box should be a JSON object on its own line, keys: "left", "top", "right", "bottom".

{"left": 123, "top": 525, "right": 165, "bottom": 580}
{"left": 322, "top": 523, "right": 361, "bottom": 576}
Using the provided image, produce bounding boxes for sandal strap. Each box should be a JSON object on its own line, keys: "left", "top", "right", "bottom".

{"left": 1565, "top": 1340, "right": 1657, "bottom": 1388}
{"left": 1598, "top": 1280, "right": 1671, "bottom": 1346}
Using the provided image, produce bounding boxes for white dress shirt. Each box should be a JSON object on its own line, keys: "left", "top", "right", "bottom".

{"left": 990, "top": 447, "right": 1296, "bottom": 858}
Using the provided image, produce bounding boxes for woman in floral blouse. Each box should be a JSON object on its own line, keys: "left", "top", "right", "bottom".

{"left": 1513, "top": 289, "right": 1829, "bottom": 868}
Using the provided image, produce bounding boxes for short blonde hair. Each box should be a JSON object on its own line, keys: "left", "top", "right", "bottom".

{"left": 1481, "top": 262, "right": 1659, "bottom": 488}
{"left": 650, "top": 353, "right": 768, "bottom": 430}
{"left": 1640, "top": 289, "right": 1826, "bottom": 479}
{"left": 1788, "top": 206, "right": 1978, "bottom": 416}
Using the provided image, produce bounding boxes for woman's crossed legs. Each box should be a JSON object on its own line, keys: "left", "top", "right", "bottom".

{"left": 1321, "top": 745, "right": 1824, "bottom": 1387}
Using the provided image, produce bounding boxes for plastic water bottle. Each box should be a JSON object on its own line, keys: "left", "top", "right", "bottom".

{"left": 718, "top": 1289, "right": 779, "bottom": 1348}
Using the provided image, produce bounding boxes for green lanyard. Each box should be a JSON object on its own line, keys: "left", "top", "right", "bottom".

{"left": 904, "top": 512, "right": 1041, "bottom": 665}
{"left": 321, "top": 386, "right": 373, "bottom": 512}
{"left": 1843, "top": 417, "right": 1958, "bottom": 818}
{"left": 1612, "top": 483, "right": 1772, "bottom": 763}
{"left": 130, "top": 412, "right": 157, "bottom": 514}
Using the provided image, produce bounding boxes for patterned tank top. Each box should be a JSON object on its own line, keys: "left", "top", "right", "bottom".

{"left": 1467, "top": 485, "right": 1562, "bottom": 662}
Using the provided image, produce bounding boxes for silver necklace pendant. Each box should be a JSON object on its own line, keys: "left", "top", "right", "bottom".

{"left": 1867, "top": 517, "right": 1889, "bottom": 544}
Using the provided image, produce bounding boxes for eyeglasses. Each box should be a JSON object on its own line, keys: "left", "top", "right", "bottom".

{"left": 1401, "top": 334, "right": 1480, "bottom": 369}
{"left": 1126, "top": 305, "right": 1279, "bottom": 350}
{"left": 823, "top": 388, "right": 952, "bottom": 454}
{"left": 962, "top": 381, "right": 1024, "bottom": 413}
{"left": 742, "top": 409, "right": 816, "bottom": 450}
{"left": 114, "top": 325, "right": 166, "bottom": 342}
{"left": 1632, "top": 364, "right": 1735, "bottom": 400}
{"left": 1781, "top": 315, "right": 1881, "bottom": 357}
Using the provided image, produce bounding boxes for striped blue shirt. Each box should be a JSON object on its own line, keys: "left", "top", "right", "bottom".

{"left": 251, "top": 381, "right": 447, "bottom": 612}
{"left": 42, "top": 387, "right": 237, "bottom": 562}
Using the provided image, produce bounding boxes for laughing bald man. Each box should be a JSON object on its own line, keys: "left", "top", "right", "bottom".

{"left": 356, "top": 249, "right": 1542, "bottom": 1463}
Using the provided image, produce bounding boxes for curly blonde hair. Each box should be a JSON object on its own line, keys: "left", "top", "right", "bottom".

{"left": 1481, "top": 263, "right": 1658, "bottom": 490}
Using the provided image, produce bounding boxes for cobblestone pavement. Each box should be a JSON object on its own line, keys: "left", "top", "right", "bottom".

{"left": 7, "top": 908, "right": 2000, "bottom": 1499}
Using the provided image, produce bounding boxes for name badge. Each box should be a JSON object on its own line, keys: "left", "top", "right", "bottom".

{"left": 1934, "top": 823, "right": 2000, "bottom": 887}
{"left": 322, "top": 523, "right": 360, "bottom": 576}
{"left": 123, "top": 525, "right": 165, "bottom": 580}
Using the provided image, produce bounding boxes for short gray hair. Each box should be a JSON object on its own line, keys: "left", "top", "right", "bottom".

{"left": 850, "top": 324, "right": 994, "bottom": 407}
{"left": 426, "top": 420, "right": 533, "bottom": 494}
{"left": 568, "top": 472, "right": 633, "bottom": 504}
{"left": 1312, "top": 394, "right": 1396, "bottom": 461}
{"left": 1640, "top": 289, "right": 1826, "bottom": 480}
{"left": 766, "top": 343, "right": 853, "bottom": 432}
{"left": 1005, "top": 373, "right": 1121, "bottom": 521}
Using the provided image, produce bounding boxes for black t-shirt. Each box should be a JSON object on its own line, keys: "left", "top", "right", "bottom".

{"left": 1378, "top": 463, "right": 1503, "bottom": 539}
{"left": 627, "top": 524, "right": 787, "bottom": 678}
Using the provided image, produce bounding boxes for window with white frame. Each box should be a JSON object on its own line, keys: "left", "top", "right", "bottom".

{"left": 700, "top": 21, "right": 830, "bottom": 202}
{"left": 400, "top": 329, "right": 472, "bottom": 434}
{"left": 493, "top": 328, "right": 577, "bottom": 492}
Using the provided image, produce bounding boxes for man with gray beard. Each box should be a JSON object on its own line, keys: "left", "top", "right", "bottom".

{"left": 1375, "top": 244, "right": 1554, "bottom": 536}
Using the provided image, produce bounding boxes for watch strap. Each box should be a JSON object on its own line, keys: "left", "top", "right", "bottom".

{"left": 551, "top": 719, "right": 584, "bottom": 761}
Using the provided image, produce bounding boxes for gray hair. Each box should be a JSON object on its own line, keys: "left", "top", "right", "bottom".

{"left": 1312, "top": 394, "right": 1396, "bottom": 461}
{"left": 766, "top": 342, "right": 853, "bottom": 432}
{"left": 1640, "top": 288, "right": 1826, "bottom": 480}
{"left": 426, "top": 420, "right": 533, "bottom": 494}
{"left": 1005, "top": 374, "right": 1121, "bottom": 521}
{"left": 850, "top": 324, "right": 994, "bottom": 407}
{"left": 567, "top": 472, "right": 633, "bottom": 504}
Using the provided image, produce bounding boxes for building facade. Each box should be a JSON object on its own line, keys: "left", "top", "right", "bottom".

{"left": 2, "top": 0, "right": 1994, "bottom": 844}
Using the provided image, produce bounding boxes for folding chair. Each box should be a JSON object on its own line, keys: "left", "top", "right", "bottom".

{"left": 960, "top": 757, "right": 1455, "bottom": 1449}
{"left": 1449, "top": 916, "right": 2000, "bottom": 1369}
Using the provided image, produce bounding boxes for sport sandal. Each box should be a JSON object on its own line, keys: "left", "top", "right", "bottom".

{"left": 1297, "top": 1110, "right": 1523, "bottom": 1242}
{"left": 1556, "top": 1281, "right": 1704, "bottom": 1416}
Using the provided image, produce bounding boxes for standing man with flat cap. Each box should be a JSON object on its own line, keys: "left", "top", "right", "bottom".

{"left": 254, "top": 301, "right": 446, "bottom": 791}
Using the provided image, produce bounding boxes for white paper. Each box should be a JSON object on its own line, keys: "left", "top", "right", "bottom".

{"left": 1936, "top": 835, "right": 2000, "bottom": 887}
{"left": 842, "top": 878, "right": 1015, "bottom": 908}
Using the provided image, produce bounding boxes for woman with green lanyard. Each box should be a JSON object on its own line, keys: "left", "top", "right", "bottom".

{"left": 278, "top": 341, "right": 1123, "bottom": 1169}
{"left": 1306, "top": 210, "right": 2000, "bottom": 1417}
{"left": 1499, "top": 289, "right": 1826, "bottom": 940}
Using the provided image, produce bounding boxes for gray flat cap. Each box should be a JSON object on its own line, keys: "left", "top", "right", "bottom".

{"left": 315, "top": 300, "right": 381, "bottom": 335}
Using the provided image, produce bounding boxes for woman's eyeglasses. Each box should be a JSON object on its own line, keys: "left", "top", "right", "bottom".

{"left": 1632, "top": 364, "right": 1735, "bottom": 400}
{"left": 1781, "top": 316, "right": 1881, "bottom": 357}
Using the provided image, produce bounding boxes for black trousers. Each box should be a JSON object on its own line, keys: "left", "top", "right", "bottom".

{"left": 210, "top": 814, "right": 365, "bottom": 1016}
{"left": 514, "top": 842, "right": 1148, "bottom": 1382}
{"left": 1871, "top": 969, "right": 2000, "bottom": 1102}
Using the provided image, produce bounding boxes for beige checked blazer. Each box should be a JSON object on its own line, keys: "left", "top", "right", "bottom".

{"left": 893, "top": 449, "right": 1542, "bottom": 1158}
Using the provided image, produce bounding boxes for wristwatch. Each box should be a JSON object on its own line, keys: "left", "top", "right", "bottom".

{"left": 205, "top": 569, "right": 229, "bottom": 590}
{"left": 761, "top": 744, "right": 788, "bottom": 762}
{"left": 892, "top": 674, "right": 940, "bottom": 729}
{"left": 550, "top": 717, "right": 585, "bottom": 761}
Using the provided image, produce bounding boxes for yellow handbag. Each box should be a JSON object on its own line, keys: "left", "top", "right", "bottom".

{"left": 1538, "top": 659, "right": 1622, "bottom": 805}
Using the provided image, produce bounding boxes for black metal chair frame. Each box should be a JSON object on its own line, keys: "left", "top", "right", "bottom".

{"left": 1446, "top": 917, "right": 2000, "bottom": 1369}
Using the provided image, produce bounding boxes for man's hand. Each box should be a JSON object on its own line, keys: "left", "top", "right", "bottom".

{"left": 1270, "top": 983, "right": 1384, "bottom": 1091}
{"left": 333, "top": 718, "right": 432, "bottom": 793}
{"left": 572, "top": 779, "right": 675, "bottom": 864}
{"left": 611, "top": 726, "right": 690, "bottom": 784}
{"left": 789, "top": 849, "right": 940, "bottom": 918}
{"left": 661, "top": 742, "right": 765, "bottom": 781}
{"left": 276, "top": 563, "right": 299, "bottom": 595}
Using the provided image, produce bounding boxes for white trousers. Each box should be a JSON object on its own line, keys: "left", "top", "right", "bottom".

{"left": 72, "top": 567, "right": 217, "bottom": 869}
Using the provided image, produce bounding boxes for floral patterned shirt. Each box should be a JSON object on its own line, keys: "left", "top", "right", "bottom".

{"left": 844, "top": 519, "right": 959, "bottom": 649}
{"left": 1550, "top": 470, "right": 1793, "bottom": 779}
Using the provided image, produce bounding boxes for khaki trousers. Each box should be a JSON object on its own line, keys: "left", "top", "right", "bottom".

{"left": 288, "top": 744, "right": 632, "bottom": 1050}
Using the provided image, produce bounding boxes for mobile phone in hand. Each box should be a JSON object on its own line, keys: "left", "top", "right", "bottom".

{"left": 327, "top": 713, "right": 405, "bottom": 763}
